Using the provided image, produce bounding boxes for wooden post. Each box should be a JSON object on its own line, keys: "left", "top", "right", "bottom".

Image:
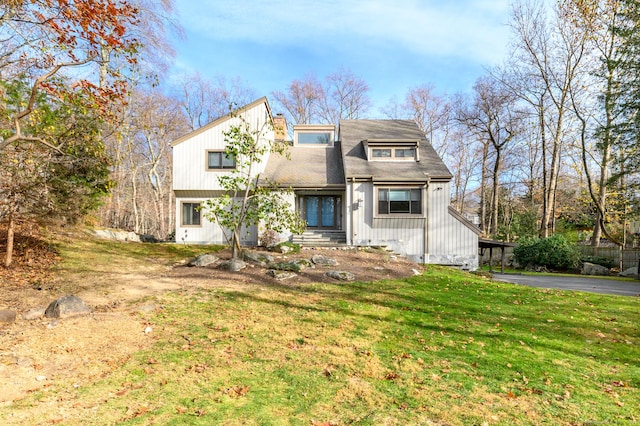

{"left": 489, "top": 247, "right": 494, "bottom": 272}
{"left": 501, "top": 247, "right": 506, "bottom": 273}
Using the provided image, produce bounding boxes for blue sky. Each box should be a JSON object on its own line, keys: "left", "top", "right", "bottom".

{"left": 170, "top": 0, "right": 513, "bottom": 116}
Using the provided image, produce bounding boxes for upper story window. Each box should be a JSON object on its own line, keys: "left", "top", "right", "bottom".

{"left": 369, "top": 146, "right": 416, "bottom": 161}
{"left": 294, "top": 124, "right": 335, "bottom": 147}
{"left": 364, "top": 139, "right": 420, "bottom": 162}
{"left": 207, "top": 150, "right": 236, "bottom": 170}
{"left": 298, "top": 132, "right": 332, "bottom": 144}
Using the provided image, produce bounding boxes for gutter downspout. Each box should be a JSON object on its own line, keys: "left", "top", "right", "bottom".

{"left": 424, "top": 174, "right": 430, "bottom": 264}
{"left": 350, "top": 177, "right": 355, "bottom": 246}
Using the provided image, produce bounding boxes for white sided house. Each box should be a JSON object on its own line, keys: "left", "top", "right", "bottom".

{"left": 172, "top": 98, "right": 480, "bottom": 270}
{"left": 172, "top": 97, "right": 274, "bottom": 246}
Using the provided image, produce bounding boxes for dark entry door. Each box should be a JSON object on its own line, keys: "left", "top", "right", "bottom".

{"left": 304, "top": 196, "right": 339, "bottom": 229}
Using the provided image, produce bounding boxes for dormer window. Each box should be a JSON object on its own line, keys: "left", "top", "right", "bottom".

{"left": 364, "top": 139, "right": 419, "bottom": 161}
{"left": 294, "top": 124, "right": 335, "bottom": 147}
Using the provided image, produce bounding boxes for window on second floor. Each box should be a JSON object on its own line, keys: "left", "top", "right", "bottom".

{"left": 370, "top": 147, "right": 416, "bottom": 161}
{"left": 297, "top": 132, "right": 332, "bottom": 145}
{"left": 207, "top": 150, "right": 236, "bottom": 170}
{"left": 293, "top": 124, "right": 335, "bottom": 146}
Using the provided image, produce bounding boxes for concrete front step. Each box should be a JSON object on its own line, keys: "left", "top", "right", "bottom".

{"left": 292, "top": 231, "right": 347, "bottom": 247}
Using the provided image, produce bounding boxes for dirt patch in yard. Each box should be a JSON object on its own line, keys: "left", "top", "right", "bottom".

{"left": 0, "top": 225, "right": 421, "bottom": 408}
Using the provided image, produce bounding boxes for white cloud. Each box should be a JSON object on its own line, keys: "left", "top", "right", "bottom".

{"left": 177, "top": 0, "right": 511, "bottom": 64}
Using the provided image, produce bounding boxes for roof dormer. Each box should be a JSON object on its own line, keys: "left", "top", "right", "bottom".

{"left": 363, "top": 139, "right": 420, "bottom": 162}
{"left": 293, "top": 124, "right": 335, "bottom": 147}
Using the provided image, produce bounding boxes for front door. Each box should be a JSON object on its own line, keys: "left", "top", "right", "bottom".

{"left": 303, "top": 196, "right": 340, "bottom": 229}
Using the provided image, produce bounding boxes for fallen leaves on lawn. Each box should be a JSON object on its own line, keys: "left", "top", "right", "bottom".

{"left": 221, "top": 385, "right": 249, "bottom": 398}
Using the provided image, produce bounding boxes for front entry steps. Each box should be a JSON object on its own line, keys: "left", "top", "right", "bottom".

{"left": 292, "top": 230, "right": 347, "bottom": 247}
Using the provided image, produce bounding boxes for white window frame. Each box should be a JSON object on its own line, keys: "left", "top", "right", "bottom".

{"left": 293, "top": 124, "right": 335, "bottom": 147}
{"left": 369, "top": 146, "right": 417, "bottom": 161}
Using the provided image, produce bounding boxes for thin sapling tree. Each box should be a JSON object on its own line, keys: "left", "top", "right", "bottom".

{"left": 202, "top": 114, "right": 305, "bottom": 260}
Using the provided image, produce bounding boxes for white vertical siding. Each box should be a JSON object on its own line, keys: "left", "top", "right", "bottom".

{"left": 347, "top": 181, "right": 426, "bottom": 262}
{"left": 175, "top": 197, "right": 258, "bottom": 245}
{"left": 345, "top": 179, "right": 479, "bottom": 268}
{"left": 427, "top": 182, "right": 479, "bottom": 269}
{"left": 172, "top": 100, "right": 272, "bottom": 244}
{"left": 172, "top": 102, "right": 273, "bottom": 191}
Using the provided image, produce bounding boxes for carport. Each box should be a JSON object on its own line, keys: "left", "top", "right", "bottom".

{"left": 479, "top": 239, "right": 516, "bottom": 273}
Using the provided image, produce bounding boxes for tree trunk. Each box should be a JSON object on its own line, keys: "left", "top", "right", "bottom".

{"left": 490, "top": 149, "right": 501, "bottom": 235}
{"left": 4, "top": 195, "right": 15, "bottom": 268}
{"left": 479, "top": 142, "right": 489, "bottom": 234}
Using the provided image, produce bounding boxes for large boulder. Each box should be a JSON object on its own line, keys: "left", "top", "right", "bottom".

{"left": 311, "top": 254, "right": 338, "bottom": 266}
{"left": 44, "top": 295, "right": 91, "bottom": 319}
{"left": 582, "top": 262, "right": 611, "bottom": 276}
{"left": 227, "top": 258, "right": 247, "bottom": 272}
{"left": 325, "top": 271, "right": 355, "bottom": 281}
{"left": 619, "top": 266, "right": 639, "bottom": 278}
{"left": 243, "top": 251, "right": 275, "bottom": 267}
{"left": 93, "top": 229, "right": 141, "bottom": 242}
{"left": 270, "top": 261, "right": 302, "bottom": 272}
{"left": 188, "top": 253, "right": 219, "bottom": 267}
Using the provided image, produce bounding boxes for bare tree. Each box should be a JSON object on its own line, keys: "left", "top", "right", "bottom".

{"left": 319, "top": 67, "right": 372, "bottom": 124}
{"left": 272, "top": 74, "right": 324, "bottom": 127}
{"left": 503, "top": 0, "right": 589, "bottom": 237}
{"left": 98, "top": 88, "right": 188, "bottom": 238}
{"left": 382, "top": 84, "right": 451, "bottom": 155}
{"left": 456, "top": 76, "right": 522, "bottom": 236}
{"left": 179, "top": 73, "right": 257, "bottom": 130}
{"left": 272, "top": 68, "right": 371, "bottom": 129}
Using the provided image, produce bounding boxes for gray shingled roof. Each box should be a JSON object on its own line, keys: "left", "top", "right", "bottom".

{"left": 261, "top": 144, "right": 345, "bottom": 188}
{"left": 339, "top": 119, "right": 452, "bottom": 181}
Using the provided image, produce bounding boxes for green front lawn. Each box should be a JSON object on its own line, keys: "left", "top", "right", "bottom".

{"left": 5, "top": 263, "right": 639, "bottom": 425}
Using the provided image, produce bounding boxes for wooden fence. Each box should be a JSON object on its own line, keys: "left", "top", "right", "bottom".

{"left": 480, "top": 245, "right": 640, "bottom": 271}
{"left": 576, "top": 246, "right": 640, "bottom": 271}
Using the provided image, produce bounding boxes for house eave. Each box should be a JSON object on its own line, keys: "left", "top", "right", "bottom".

{"left": 261, "top": 183, "right": 346, "bottom": 190}
{"left": 171, "top": 97, "right": 272, "bottom": 147}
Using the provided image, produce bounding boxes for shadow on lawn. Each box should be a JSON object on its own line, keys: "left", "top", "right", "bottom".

{"left": 212, "top": 275, "right": 639, "bottom": 367}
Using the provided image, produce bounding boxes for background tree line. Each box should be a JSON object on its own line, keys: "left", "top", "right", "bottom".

{"left": 2, "top": 0, "right": 639, "bottom": 269}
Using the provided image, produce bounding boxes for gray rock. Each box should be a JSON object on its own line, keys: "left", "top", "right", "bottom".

{"left": 139, "top": 234, "right": 159, "bottom": 243}
{"left": 582, "top": 262, "right": 610, "bottom": 276}
{"left": 267, "top": 270, "right": 297, "bottom": 280}
{"left": 290, "top": 258, "right": 313, "bottom": 270}
{"left": 93, "top": 229, "right": 141, "bottom": 242}
{"left": 276, "top": 245, "right": 293, "bottom": 254}
{"left": 325, "top": 271, "right": 355, "bottom": 281}
{"left": 311, "top": 254, "right": 338, "bottom": 266}
{"left": 44, "top": 295, "right": 91, "bottom": 319}
{"left": 619, "top": 266, "right": 639, "bottom": 278}
{"left": 243, "top": 251, "right": 275, "bottom": 267}
{"left": 270, "top": 261, "right": 302, "bottom": 272}
{"left": 0, "top": 309, "right": 17, "bottom": 323}
{"left": 22, "top": 306, "right": 46, "bottom": 321}
{"left": 227, "top": 258, "right": 247, "bottom": 272}
{"left": 188, "top": 253, "right": 219, "bottom": 267}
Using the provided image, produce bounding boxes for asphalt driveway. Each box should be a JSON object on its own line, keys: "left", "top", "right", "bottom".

{"left": 492, "top": 273, "right": 640, "bottom": 297}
